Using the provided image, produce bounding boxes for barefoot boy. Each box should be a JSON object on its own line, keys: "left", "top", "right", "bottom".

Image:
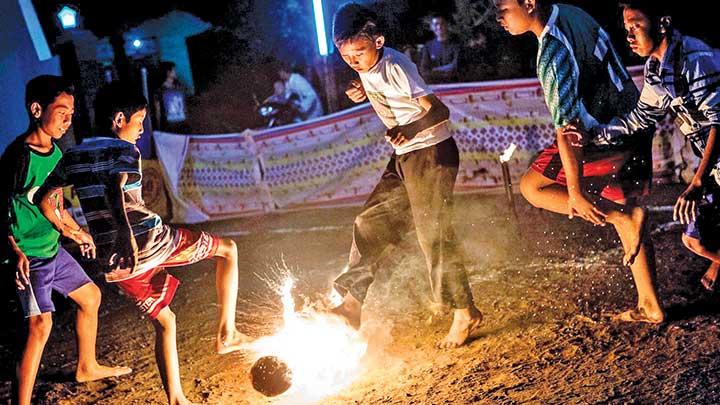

{"left": 35, "top": 82, "right": 249, "bottom": 404}
{"left": 495, "top": 0, "right": 665, "bottom": 322}
{"left": 330, "top": 3, "right": 482, "bottom": 348}
{"left": 566, "top": 1, "right": 720, "bottom": 291}
{"left": 0, "top": 75, "right": 131, "bottom": 405}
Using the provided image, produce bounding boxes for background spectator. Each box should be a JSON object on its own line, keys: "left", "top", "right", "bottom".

{"left": 419, "top": 14, "right": 460, "bottom": 83}
{"left": 277, "top": 63, "right": 324, "bottom": 121}
{"left": 153, "top": 61, "right": 188, "bottom": 132}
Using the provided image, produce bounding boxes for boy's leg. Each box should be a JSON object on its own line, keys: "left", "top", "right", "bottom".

{"left": 682, "top": 198, "right": 720, "bottom": 290}
{"left": 67, "top": 283, "right": 132, "bottom": 381}
{"left": 401, "top": 138, "right": 482, "bottom": 348}
{"left": 16, "top": 313, "right": 52, "bottom": 405}
{"left": 702, "top": 262, "right": 720, "bottom": 291}
{"left": 608, "top": 209, "right": 664, "bottom": 323}
{"left": 212, "top": 238, "right": 252, "bottom": 354}
{"left": 152, "top": 307, "right": 191, "bottom": 405}
{"left": 332, "top": 159, "right": 414, "bottom": 329}
{"left": 51, "top": 248, "right": 131, "bottom": 381}
{"left": 682, "top": 234, "right": 720, "bottom": 290}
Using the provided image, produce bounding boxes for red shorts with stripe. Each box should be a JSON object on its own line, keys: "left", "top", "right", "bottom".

{"left": 116, "top": 228, "right": 220, "bottom": 319}
{"left": 530, "top": 141, "right": 652, "bottom": 203}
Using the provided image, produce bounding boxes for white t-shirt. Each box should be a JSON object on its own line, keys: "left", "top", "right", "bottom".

{"left": 285, "top": 73, "right": 324, "bottom": 119}
{"left": 359, "top": 47, "right": 452, "bottom": 155}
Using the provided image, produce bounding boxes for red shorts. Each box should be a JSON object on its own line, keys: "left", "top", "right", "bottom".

{"left": 530, "top": 142, "right": 652, "bottom": 203}
{"left": 116, "top": 228, "right": 220, "bottom": 319}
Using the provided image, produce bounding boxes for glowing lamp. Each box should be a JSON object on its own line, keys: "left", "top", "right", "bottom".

{"left": 250, "top": 356, "right": 292, "bottom": 397}
{"left": 57, "top": 6, "right": 78, "bottom": 29}
{"left": 312, "top": 0, "right": 328, "bottom": 56}
{"left": 132, "top": 39, "right": 143, "bottom": 49}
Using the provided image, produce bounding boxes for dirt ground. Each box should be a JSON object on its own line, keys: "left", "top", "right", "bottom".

{"left": 1, "top": 183, "right": 719, "bottom": 404}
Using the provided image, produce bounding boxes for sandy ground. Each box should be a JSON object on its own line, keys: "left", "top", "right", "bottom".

{"left": 1, "top": 183, "right": 719, "bottom": 404}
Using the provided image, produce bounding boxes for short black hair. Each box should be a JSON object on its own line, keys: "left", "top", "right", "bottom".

{"left": 332, "top": 2, "right": 382, "bottom": 46}
{"left": 25, "top": 75, "right": 74, "bottom": 118}
{"left": 619, "top": 0, "right": 670, "bottom": 23}
{"left": 159, "top": 61, "right": 176, "bottom": 78}
{"left": 94, "top": 81, "right": 148, "bottom": 136}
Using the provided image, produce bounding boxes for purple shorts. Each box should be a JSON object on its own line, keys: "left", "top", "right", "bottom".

{"left": 684, "top": 191, "right": 720, "bottom": 250}
{"left": 16, "top": 247, "right": 93, "bottom": 318}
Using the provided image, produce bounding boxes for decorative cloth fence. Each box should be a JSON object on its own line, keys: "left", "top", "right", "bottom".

{"left": 154, "top": 68, "right": 694, "bottom": 224}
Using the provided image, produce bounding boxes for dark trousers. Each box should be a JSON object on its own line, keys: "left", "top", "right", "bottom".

{"left": 333, "top": 137, "right": 474, "bottom": 309}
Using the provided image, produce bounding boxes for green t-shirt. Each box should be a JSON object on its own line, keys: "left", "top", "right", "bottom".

{"left": 9, "top": 144, "right": 62, "bottom": 258}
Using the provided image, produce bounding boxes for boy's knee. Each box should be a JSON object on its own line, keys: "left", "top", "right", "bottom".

{"left": 28, "top": 314, "right": 53, "bottom": 340}
{"left": 85, "top": 283, "right": 102, "bottom": 308}
{"left": 217, "top": 238, "right": 237, "bottom": 258}
{"left": 519, "top": 172, "right": 540, "bottom": 205}
{"left": 682, "top": 234, "right": 704, "bottom": 254}
{"left": 74, "top": 283, "right": 102, "bottom": 311}
{"left": 152, "top": 308, "right": 176, "bottom": 332}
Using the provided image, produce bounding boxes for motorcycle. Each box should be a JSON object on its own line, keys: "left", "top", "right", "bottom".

{"left": 255, "top": 94, "right": 302, "bottom": 128}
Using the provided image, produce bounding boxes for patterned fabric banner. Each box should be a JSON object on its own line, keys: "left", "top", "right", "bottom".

{"left": 155, "top": 69, "right": 691, "bottom": 224}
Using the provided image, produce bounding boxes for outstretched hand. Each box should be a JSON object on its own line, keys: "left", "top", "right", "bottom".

{"left": 345, "top": 80, "right": 367, "bottom": 103}
{"left": 385, "top": 126, "right": 410, "bottom": 147}
{"left": 109, "top": 229, "right": 138, "bottom": 273}
{"left": 674, "top": 182, "right": 703, "bottom": 225}
{"left": 561, "top": 121, "right": 587, "bottom": 148}
{"left": 69, "top": 229, "right": 96, "bottom": 259}
{"left": 14, "top": 250, "right": 30, "bottom": 290}
{"left": 568, "top": 192, "right": 607, "bottom": 226}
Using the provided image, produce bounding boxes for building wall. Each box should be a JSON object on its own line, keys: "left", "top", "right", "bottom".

{"left": 0, "top": 0, "right": 61, "bottom": 152}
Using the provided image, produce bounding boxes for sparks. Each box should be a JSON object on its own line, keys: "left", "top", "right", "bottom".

{"left": 248, "top": 278, "right": 368, "bottom": 401}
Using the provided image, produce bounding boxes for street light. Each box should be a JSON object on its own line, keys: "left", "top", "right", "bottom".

{"left": 57, "top": 5, "right": 78, "bottom": 29}
{"left": 312, "top": 0, "right": 328, "bottom": 56}
{"left": 132, "top": 39, "right": 143, "bottom": 49}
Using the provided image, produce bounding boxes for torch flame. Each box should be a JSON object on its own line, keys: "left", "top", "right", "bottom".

{"left": 248, "top": 278, "right": 368, "bottom": 401}
{"left": 499, "top": 143, "right": 517, "bottom": 163}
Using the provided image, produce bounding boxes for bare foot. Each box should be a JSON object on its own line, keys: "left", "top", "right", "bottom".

{"left": 619, "top": 207, "right": 646, "bottom": 266}
{"left": 75, "top": 363, "right": 132, "bottom": 383}
{"left": 217, "top": 329, "right": 253, "bottom": 354}
{"left": 611, "top": 307, "right": 664, "bottom": 324}
{"left": 701, "top": 262, "right": 720, "bottom": 291}
{"left": 611, "top": 207, "right": 647, "bottom": 266}
{"left": 436, "top": 307, "right": 483, "bottom": 349}
{"left": 330, "top": 293, "right": 362, "bottom": 330}
{"left": 170, "top": 394, "right": 201, "bottom": 405}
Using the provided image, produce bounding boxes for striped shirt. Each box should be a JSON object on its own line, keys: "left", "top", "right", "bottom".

{"left": 536, "top": 4, "right": 639, "bottom": 131}
{"left": 43, "top": 137, "right": 176, "bottom": 281}
{"left": 595, "top": 32, "right": 720, "bottom": 173}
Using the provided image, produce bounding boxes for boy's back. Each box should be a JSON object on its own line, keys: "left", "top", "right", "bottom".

{"left": 45, "top": 136, "right": 175, "bottom": 281}
{"left": 538, "top": 4, "right": 639, "bottom": 130}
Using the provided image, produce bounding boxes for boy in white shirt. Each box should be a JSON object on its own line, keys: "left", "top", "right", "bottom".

{"left": 330, "top": 3, "right": 482, "bottom": 348}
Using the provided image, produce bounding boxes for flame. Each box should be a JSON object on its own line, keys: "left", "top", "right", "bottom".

{"left": 499, "top": 143, "right": 517, "bottom": 163}
{"left": 248, "top": 278, "right": 368, "bottom": 400}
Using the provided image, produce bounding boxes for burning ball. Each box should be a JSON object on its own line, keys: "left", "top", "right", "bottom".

{"left": 250, "top": 356, "right": 292, "bottom": 397}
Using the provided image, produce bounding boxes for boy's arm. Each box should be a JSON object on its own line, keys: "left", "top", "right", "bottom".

{"left": 107, "top": 173, "right": 138, "bottom": 272}
{"left": 674, "top": 125, "right": 719, "bottom": 224}
{"left": 590, "top": 86, "right": 666, "bottom": 146}
{"left": 537, "top": 38, "right": 607, "bottom": 224}
{"left": 7, "top": 235, "right": 30, "bottom": 290}
{"left": 387, "top": 93, "right": 449, "bottom": 146}
{"left": 36, "top": 186, "right": 96, "bottom": 259}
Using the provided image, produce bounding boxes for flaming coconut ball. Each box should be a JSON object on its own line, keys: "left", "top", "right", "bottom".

{"left": 250, "top": 356, "right": 293, "bottom": 397}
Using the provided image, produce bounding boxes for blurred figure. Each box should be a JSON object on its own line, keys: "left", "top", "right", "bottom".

{"left": 277, "top": 64, "right": 324, "bottom": 121}
{"left": 264, "top": 81, "right": 288, "bottom": 104}
{"left": 420, "top": 14, "right": 460, "bottom": 83}
{"left": 153, "top": 62, "right": 188, "bottom": 132}
{"left": 257, "top": 80, "right": 302, "bottom": 127}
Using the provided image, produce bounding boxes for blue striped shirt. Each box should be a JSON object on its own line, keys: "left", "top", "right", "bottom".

{"left": 595, "top": 32, "right": 720, "bottom": 163}
{"left": 44, "top": 137, "right": 176, "bottom": 281}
